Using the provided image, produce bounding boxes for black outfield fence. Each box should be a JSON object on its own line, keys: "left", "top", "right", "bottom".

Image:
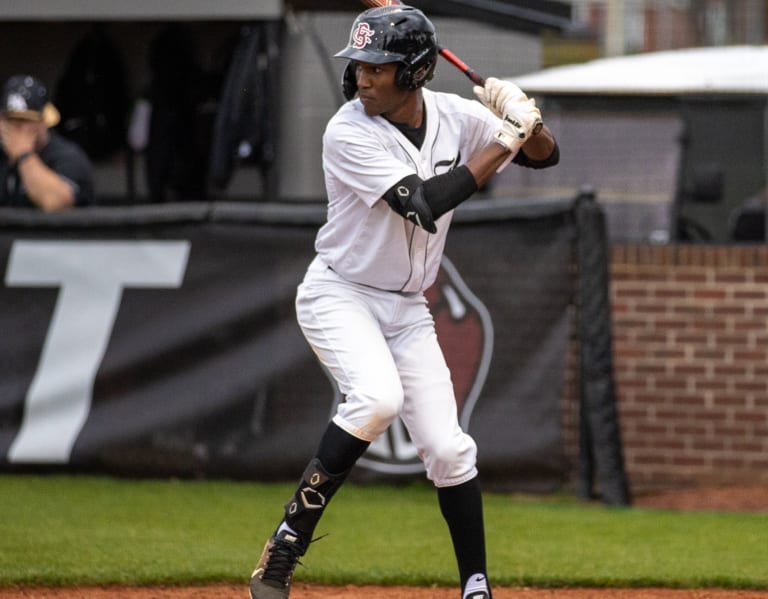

{"left": 0, "top": 193, "right": 628, "bottom": 505}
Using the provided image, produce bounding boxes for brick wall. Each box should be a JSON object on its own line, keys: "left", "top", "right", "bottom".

{"left": 609, "top": 244, "right": 768, "bottom": 492}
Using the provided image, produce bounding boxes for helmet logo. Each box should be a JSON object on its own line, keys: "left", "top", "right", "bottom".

{"left": 351, "top": 22, "right": 375, "bottom": 49}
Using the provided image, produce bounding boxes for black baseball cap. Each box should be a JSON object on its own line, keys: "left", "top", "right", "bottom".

{"left": 0, "top": 74, "right": 60, "bottom": 127}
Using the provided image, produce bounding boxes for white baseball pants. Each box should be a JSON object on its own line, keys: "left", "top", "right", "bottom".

{"left": 295, "top": 256, "right": 478, "bottom": 488}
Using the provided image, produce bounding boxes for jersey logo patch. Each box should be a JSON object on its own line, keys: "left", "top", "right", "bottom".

{"left": 434, "top": 152, "right": 461, "bottom": 175}
{"left": 351, "top": 22, "right": 375, "bottom": 49}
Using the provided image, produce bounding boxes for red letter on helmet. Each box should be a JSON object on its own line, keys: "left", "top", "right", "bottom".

{"left": 352, "top": 22, "right": 374, "bottom": 49}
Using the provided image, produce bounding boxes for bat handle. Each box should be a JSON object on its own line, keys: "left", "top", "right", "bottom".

{"left": 438, "top": 47, "right": 543, "bottom": 135}
{"left": 463, "top": 69, "right": 484, "bottom": 87}
{"left": 438, "top": 47, "right": 483, "bottom": 86}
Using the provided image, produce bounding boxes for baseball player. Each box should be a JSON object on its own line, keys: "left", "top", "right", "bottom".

{"left": 249, "top": 6, "right": 559, "bottom": 599}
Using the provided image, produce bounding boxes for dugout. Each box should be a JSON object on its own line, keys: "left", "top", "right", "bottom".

{"left": 0, "top": 0, "right": 571, "bottom": 205}
{"left": 496, "top": 45, "right": 768, "bottom": 244}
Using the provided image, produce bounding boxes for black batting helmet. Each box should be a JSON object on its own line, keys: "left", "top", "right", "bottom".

{"left": 336, "top": 5, "right": 438, "bottom": 100}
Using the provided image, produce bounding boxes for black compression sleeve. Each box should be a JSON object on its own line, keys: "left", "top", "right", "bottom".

{"left": 422, "top": 165, "right": 478, "bottom": 219}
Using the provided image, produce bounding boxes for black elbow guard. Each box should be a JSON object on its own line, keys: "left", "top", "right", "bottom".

{"left": 383, "top": 176, "right": 437, "bottom": 233}
{"left": 402, "top": 185, "right": 437, "bottom": 233}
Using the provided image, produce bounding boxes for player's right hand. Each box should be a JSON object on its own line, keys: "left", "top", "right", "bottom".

{"left": 473, "top": 77, "right": 528, "bottom": 119}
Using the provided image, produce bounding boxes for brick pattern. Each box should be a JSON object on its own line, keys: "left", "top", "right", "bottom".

{"left": 608, "top": 245, "right": 768, "bottom": 491}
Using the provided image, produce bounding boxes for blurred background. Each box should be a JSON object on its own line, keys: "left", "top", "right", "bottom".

{"left": 1, "top": 0, "right": 765, "bottom": 243}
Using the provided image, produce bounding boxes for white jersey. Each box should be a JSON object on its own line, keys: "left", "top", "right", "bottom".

{"left": 317, "top": 88, "right": 501, "bottom": 292}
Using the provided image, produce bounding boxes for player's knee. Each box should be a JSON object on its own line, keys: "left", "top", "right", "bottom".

{"left": 337, "top": 383, "right": 404, "bottom": 438}
{"left": 422, "top": 434, "right": 477, "bottom": 482}
{"left": 366, "top": 388, "right": 404, "bottom": 429}
{"left": 427, "top": 440, "right": 464, "bottom": 468}
{"left": 345, "top": 385, "right": 404, "bottom": 436}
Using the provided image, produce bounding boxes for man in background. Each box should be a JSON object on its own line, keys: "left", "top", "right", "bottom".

{"left": 0, "top": 74, "right": 94, "bottom": 210}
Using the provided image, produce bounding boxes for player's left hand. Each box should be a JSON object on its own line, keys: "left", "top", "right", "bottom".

{"left": 493, "top": 97, "right": 542, "bottom": 153}
{"left": 473, "top": 77, "right": 528, "bottom": 119}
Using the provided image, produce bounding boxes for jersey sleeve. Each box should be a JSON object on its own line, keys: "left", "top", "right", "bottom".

{"left": 322, "top": 113, "right": 416, "bottom": 208}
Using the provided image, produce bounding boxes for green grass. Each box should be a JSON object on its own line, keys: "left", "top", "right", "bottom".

{"left": 1, "top": 475, "right": 766, "bottom": 589}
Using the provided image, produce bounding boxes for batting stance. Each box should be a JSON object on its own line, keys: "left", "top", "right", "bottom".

{"left": 249, "top": 6, "right": 559, "bottom": 599}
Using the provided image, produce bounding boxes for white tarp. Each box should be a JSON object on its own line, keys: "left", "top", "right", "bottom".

{"left": 512, "top": 45, "right": 768, "bottom": 95}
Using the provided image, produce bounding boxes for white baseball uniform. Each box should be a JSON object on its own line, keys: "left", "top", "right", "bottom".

{"left": 296, "top": 88, "right": 501, "bottom": 487}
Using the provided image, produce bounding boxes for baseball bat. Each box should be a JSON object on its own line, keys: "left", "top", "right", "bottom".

{"left": 356, "top": 0, "right": 543, "bottom": 134}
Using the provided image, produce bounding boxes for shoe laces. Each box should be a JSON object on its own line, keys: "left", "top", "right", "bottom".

{"left": 261, "top": 536, "right": 306, "bottom": 586}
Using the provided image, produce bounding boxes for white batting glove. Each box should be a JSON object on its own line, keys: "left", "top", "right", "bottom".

{"left": 473, "top": 77, "right": 528, "bottom": 118}
{"left": 493, "top": 97, "right": 542, "bottom": 153}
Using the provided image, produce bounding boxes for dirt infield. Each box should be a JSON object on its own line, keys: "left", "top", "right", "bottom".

{"left": 2, "top": 585, "right": 767, "bottom": 599}
{"left": 3, "top": 486, "right": 766, "bottom": 599}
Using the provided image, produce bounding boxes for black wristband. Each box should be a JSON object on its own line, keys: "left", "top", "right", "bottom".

{"left": 15, "top": 151, "right": 35, "bottom": 166}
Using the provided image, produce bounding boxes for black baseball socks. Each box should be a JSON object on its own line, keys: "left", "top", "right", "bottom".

{"left": 437, "top": 477, "right": 492, "bottom": 598}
